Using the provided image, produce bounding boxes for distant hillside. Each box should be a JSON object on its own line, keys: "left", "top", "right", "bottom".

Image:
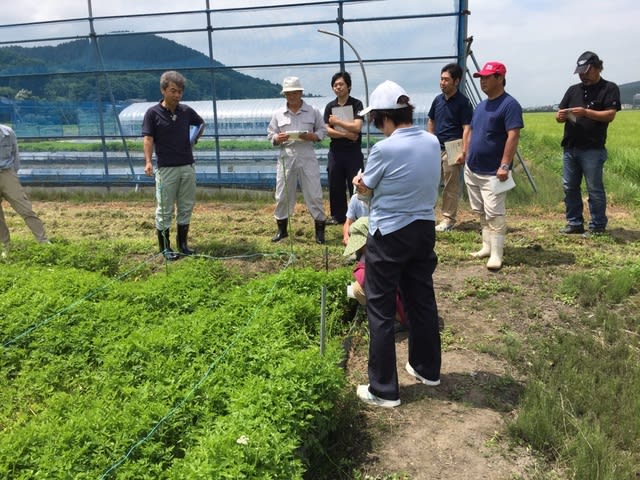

{"left": 619, "top": 81, "right": 640, "bottom": 105}
{"left": 0, "top": 34, "right": 281, "bottom": 101}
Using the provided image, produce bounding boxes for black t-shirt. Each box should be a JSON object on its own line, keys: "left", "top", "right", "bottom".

{"left": 558, "top": 78, "right": 620, "bottom": 149}
{"left": 141, "top": 102, "right": 204, "bottom": 167}
{"left": 323, "top": 96, "right": 364, "bottom": 150}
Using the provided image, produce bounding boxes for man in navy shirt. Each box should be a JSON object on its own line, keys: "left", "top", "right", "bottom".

{"left": 427, "top": 63, "right": 473, "bottom": 232}
{"left": 142, "top": 71, "right": 205, "bottom": 260}
{"left": 556, "top": 51, "right": 620, "bottom": 236}
{"left": 464, "top": 62, "right": 523, "bottom": 270}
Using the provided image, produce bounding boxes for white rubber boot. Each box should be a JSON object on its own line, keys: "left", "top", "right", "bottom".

{"left": 486, "top": 233, "right": 505, "bottom": 270}
{"left": 471, "top": 227, "right": 491, "bottom": 258}
{"left": 486, "top": 216, "right": 507, "bottom": 270}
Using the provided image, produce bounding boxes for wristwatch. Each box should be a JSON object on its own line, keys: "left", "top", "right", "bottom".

{"left": 499, "top": 164, "right": 510, "bottom": 171}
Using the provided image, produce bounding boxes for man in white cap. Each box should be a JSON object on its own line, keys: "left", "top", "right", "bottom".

{"left": 267, "top": 77, "right": 327, "bottom": 244}
{"left": 352, "top": 80, "right": 441, "bottom": 408}
{"left": 556, "top": 51, "right": 620, "bottom": 237}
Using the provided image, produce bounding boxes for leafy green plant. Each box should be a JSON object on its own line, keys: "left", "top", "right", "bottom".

{"left": 0, "top": 261, "right": 352, "bottom": 479}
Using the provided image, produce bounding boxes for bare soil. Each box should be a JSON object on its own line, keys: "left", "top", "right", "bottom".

{"left": 340, "top": 204, "right": 639, "bottom": 479}
{"left": 342, "top": 206, "right": 639, "bottom": 480}
{"left": 345, "top": 263, "right": 544, "bottom": 479}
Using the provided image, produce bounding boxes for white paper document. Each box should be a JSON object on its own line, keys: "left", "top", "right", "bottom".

{"left": 489, "top": 172, "right": 516, "bottom": 194}
{"left": 286, "top": 130, "right": 307, "bottom": 140}
{"left": 444, "top": 139, "right": 463, "bottom": 166}
{"left": 331, "top": 105, "right": 354, "bottom": 132}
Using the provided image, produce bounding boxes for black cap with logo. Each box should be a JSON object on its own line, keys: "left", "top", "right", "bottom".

{"left": 574, "top": 51, "right": 602, "bottom": 74}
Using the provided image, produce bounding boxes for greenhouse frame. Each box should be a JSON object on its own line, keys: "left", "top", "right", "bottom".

{"left": 0, "top": 0, "right": 470, "bottom": 188}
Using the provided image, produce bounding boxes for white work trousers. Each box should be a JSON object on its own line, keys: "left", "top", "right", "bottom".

{"left": 274, "top": 153, "right": 325, "bottom": 221}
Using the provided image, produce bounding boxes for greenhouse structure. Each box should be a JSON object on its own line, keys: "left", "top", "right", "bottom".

{"left": 0, "top": 0, "right": 470, "bottom": 188}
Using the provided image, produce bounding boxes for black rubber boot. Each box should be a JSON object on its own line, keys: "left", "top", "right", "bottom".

{"left": 315, "top": 219, "right": 326, "bottom": 245}
{"left": 157, "top": 229, "right": 179, "bottom": 261}
{"left": 272, "top": 218, "right": 289, "bottom": 243}
{"left": 177, "top": 224, "right": 195, "bottom": 255}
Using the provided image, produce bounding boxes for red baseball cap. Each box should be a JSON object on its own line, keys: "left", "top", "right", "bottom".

{"left": 473, "top": 61, "right": 507, "bottom": 78}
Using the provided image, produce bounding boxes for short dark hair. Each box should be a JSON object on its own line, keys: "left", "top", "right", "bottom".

{"left": 331, "top": 71, "right": 352, "bottom": 90}
{"left": 441, "top": 63, "right": 463, "bottom": 82}
{"left": 370, "top": 96, "right": 414, "bottom": 129}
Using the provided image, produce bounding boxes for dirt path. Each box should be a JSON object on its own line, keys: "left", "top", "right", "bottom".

{"left": 346, "top": 264, "right": 549, "bottom": 479}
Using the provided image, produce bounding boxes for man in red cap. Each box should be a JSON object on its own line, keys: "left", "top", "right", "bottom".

{"left": 556, "top": 51, "right": 620, "bottom": 237}
{"left": 462, "top": 61, "right": 523, "bottom": 270}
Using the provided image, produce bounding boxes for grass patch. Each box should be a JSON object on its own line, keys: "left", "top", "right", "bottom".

{"left": 558, "top": 266, "right": 640, "bottom": 307}
{"left": 510, "top": 264, "right": 640, "bottom": 478}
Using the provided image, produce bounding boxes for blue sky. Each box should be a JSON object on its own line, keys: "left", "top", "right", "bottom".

{"left": 2, "top": 0, "right": 639, "bottom": 107}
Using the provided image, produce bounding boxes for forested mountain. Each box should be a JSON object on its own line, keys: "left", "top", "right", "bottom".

{"left": 0, "top": 34, "right": 282, "bottom": 101}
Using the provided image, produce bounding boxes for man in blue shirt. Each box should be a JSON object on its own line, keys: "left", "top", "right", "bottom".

{"left": 427, "top": 63, "right": 473, "bottom": 232}
{"left": 464, "top": 62, "right": 523, "bottom": 270}
{"left": 324, "top": 72, "right": 364, "bottom": 226}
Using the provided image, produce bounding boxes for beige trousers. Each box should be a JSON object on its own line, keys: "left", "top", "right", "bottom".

{"left": 463, "top": 165, "right": 507, "bottom": 229}
{"left": 0, "top": 168, "right": 48, "bottom": 244}
{"left": 440, "top": 150, "right": 463, "bottom": 223}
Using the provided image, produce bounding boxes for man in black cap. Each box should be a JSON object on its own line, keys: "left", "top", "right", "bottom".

{"left": 556, "top": 51, "right": 620, "bottom": 236}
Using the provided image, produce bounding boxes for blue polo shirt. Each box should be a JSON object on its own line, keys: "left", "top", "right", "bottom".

{"left": 466, "top": 92, "right": 523, "bottom": 175}
{"left": 427, "top": 90, "right": 473, "bottom": 147}
{"left": 362, "top": 126, "right": 441, "bottom": 236}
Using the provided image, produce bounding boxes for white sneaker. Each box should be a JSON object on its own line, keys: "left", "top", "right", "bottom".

{"left": 435, "top": 221, "right": 455, "bottom": 232}
{"left": 356, "top": 385, "right": 401, "bottom": 408}
{"left": 405, "top": 362, "right": 440, "bottom": 386}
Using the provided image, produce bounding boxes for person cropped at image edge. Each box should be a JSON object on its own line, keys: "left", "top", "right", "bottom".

{"left": 0, "top": 123, "right": 50, "bottom": 259}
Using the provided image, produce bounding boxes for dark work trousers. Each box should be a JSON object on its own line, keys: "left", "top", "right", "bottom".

{"left": 327, "top": 145, "right": 364, "bottom": 223}
{"left": 365, "top": 219, "right": 441, "bottom": 401}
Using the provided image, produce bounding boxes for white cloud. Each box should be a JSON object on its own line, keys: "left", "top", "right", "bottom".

{"left": 1, "top": 0, "right": 639, "bottom": 106}
{"left": 467, "top": 0, "right": 640, "bottom": 105}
